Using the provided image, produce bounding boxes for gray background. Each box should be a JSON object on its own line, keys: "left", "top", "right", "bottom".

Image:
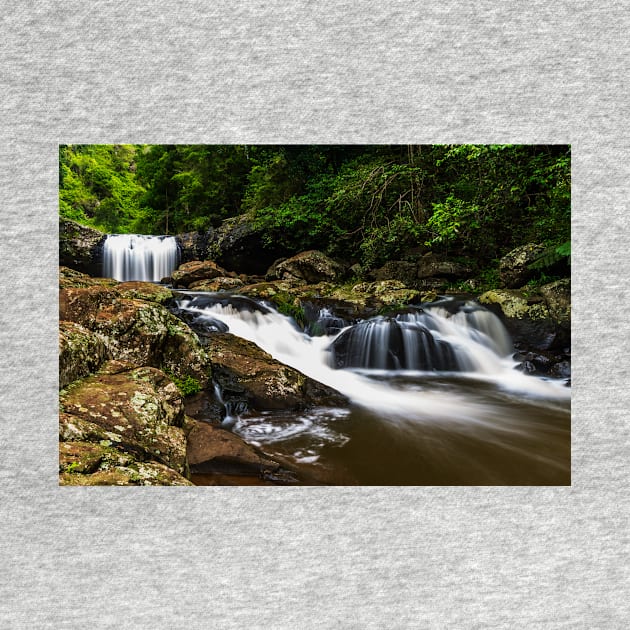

{"left": 1, "top": 1, "right": 627, "bottom": 628}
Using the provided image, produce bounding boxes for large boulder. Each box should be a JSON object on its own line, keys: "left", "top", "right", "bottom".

{"left": 273, "top": 250, "right": 346, "bottom": 284}
{"left": 59, "top": 218, "right": 106, "bottom": 276}
{"left": 206, "top": 333, "right": 346, "bottom": 410}
{"left": 60, "top": 285, "right": 210, "bottom": 386}
{"left": 170, "top": 260, "right": 230, "bottom": 288}
{"left": 208, "top": 214, "right": 288, "bottom": 275}
{"left": 60, "top": 365, "right": 188, "bottom": 474}
{"left": 59, "top": 321, "right": 110, "bottom": 388}
{"left": 498, "top": 243, "right": 546, "bottom": 288}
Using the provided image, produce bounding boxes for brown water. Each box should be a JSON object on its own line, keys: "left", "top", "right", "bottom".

{"left": 215, "top": 375, "right": 570, "bottom": 486}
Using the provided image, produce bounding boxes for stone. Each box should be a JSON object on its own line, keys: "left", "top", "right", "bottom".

{"left": 60, "top": 461, "right": 193, "bottom": 486}
{"left": 176, "top": 229, "right": 214, "bottom": 263}
{"left": 186, "top": 419, "right": 280, "bottom": 475}
{"left": 208, "top": 213, "right": 287, "bottom": 275}
{"left": 60, "top": 366, "right": 188, "bottom": 473}
{"left": 60, "top": 286, "right": 210, "bottom": 386}
{"left": 116, "top": 281, "right": 173, "bottom": 305}
{"left": 59, "top": 218, "right": 106, "bottom": 276}
{"left": 59, "top": 321, "right": 110, "bottom": 388}
{"left": 59, "top": 266, "right": 118, "bottom": 290}
{"left": 275, "top": 250, "right": 346, "bottom": 284}
{"left": 188, "top": 277, "right": 245, "bottom": 291}
{"left": 498, "top": 243, "right": 546, "bottom": 288}
{"left": 206, "top": 333, "right": 346, "bottom": 410}
{"left": 171, "top": 260, "right": 230, "bottom": 288}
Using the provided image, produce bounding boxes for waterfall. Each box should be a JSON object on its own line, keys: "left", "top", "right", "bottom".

{"left": 102, "top": 234, "right": 179, "bottom": 282}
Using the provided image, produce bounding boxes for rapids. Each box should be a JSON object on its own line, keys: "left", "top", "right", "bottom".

{"left": 175, "top": 293, "right": 571, "bottom": 485}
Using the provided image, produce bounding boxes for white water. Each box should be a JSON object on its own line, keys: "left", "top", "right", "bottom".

{"left": 176, "top": 295, "right": 570, "bottom": 426}
{"left": 103, "top": 234, "right": 179, "bottom": 282}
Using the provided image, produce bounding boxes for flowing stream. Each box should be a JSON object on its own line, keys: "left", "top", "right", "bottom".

{"left": 176, "top": 294, "right": 571, "bottom": 485}
{"left": 103, "top": 234, "right": 179, "bottom": 282}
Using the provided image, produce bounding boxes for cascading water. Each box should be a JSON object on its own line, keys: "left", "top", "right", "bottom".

{"left": 102, "top": 234, "right": 179, "bottom": 282}
{"left": 175, "top": 293, "right": 571, "bottom": 484}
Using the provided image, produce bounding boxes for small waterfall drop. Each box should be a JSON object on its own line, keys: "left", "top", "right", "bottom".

{"left": 103, "top": 234, "right": 179, "bottom": 282}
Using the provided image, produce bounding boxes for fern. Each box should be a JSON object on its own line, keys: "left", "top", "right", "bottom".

{"left": 528, "top": 241, "right": 571, "bottom": 270}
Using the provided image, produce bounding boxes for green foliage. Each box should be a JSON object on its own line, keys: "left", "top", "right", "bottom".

{"left": 270, "top": 293, "right": 307, "bottom": 328}
{"left": 59, "top": 145, "right": 145, "bottom": 232}
{"left": 60, "top": 144, "right": 570, "bottom": 280}
{"left": 167, "top": 373, "right": 202, "bottom": 397}
{"left": 528, "top": 240, "right": 571, "bottom": 270}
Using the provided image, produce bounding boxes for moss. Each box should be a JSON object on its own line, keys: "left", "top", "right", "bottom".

{"left": 269, "top": 292, "right": 306, "bottom": 327}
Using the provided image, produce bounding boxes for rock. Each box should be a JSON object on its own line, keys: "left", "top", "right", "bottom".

{"left": 373, "top": 261, "right": 417, "bottom": 285}
{"left": 478, "top": 289, "right": 557, "bottom": 350}
{"left": 499, "top": 243, "right": 546, "bottom": 288}
{"left": 176, "top": 230, "right": 214, "bottom": 263}
{"left": 60, "top": 366, "right": 188, "bottom": 473}
{"left": 209, "top": 213, "right": 287, "bottom": 275}
{"left": 265, "top": 257, "right": 288, "bottom": 281}
{"left": 59, "top": 266, "right": 118, "bottom": 289}
{"left": 416, "top": 257, "right": 473, "bottom": 280}
{"left": 186, "top": 419, "right": 281, "bottom": 475}
{"left": 171, "top": 260, "right": 230, "bottom": 288}
{"left": 550, "top": 360, "right": 571, "bottom": 379}
{"left": 60, "top": 461, "right": 193, "bottom": 486}
{"left": 59, "top": 218, "right": 106, "bottom": 276}
{"left": 116, "top": 281, "right": 173, "bottom": 305}
{"left": 206, "top": 333, "right": 346, "bottom": 410}
{"left": 60, "top": 286, "right": 210, "bottom": 386}
{"left": 59, "top": 321, "right": 110, "bottom": 388}
{"left": 275, "top": 250, "right": 346, "bottom": 284}
{"left": 539, "top": 278, "right": 571, "bottom": 326}
{"left": 188, "top": 277, "right": 244, "bottom": 291}
{"left": 373, "top": 257, "right": 473, "bottom": 287}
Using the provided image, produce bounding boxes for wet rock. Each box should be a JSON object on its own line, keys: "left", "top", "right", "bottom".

{"left": 171, "top": 260, "right": 230, "bottom": 288}
{"left": 59, "top": 321, "right": 110, "bottom": 388}
{"left": 275, "top": 250, "right": 347, "bottom": 284}
{"left": 59, "top": 218, "right": 106, "bottom": 276}
{"left": 186, "top": 419, "right": 281, "bottom": 475}
{"left": 60, "top": 365, "right": 188, "bottom": 474}
{"left": 550, "top": 360, "right": 571, "bottom": 379}
{"left": 499, "top": 243, "right": 546, "bottom": 288}
{"left": 478, "top": 289, "right": 557, "bottom": 350}
{"left": 205, "top": 333, "right": 346, "bottom": 410}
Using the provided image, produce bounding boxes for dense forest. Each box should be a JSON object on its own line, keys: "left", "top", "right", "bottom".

{"left": 59, "top": 144, "right": 570, "bottom": 270}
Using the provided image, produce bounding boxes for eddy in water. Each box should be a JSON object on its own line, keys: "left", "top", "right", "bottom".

{"left": 175, "top": 293, "right": 570, "bottom": 485}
